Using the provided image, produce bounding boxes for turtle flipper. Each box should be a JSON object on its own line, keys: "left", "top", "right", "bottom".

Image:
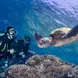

{"left": 62, "top": 25, "right": 78, "bottom": 39}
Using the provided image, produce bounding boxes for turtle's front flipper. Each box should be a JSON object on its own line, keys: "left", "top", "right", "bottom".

{"left": 62, "top": 25, "right": 78, "bottom": 39}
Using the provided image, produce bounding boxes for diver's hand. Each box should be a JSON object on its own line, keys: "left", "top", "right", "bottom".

{"left": 19, "top": 52, "right": 25, "bottom": 58}
{"left": 9, "top": 49, "right": 15, "bottom": 54}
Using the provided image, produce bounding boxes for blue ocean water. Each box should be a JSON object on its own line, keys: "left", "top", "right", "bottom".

{"left": 0, "top": 0, "right": 78, "bottom": 64}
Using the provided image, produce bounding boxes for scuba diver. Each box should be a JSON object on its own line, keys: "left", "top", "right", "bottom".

{"left": 23, "top": 35, "right": 31, "bottom": 52}
{"left": 13, "top": 35, "right": 35, "bottom": 63}
{"left": 0, "top": 26, "right": 35, "bottom": 67}
{"left": 0, "top": 26, "right": 17, "bottom": 67}
{"left": 23, "top": 35, "right": 35, "bottom": 59}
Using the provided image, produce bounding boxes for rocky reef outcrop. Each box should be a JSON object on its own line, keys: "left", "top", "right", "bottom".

{"left": 4, "top": 55, "right": 78, "bottom": 78}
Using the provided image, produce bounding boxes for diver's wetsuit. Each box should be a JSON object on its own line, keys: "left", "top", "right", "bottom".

{"left": 63, "top": 25, "right": 78, "bottom": 39}
{"left": 0, "top": 34, "right": 8, "bottom": 59}
{"left": 0, "top": 33, "right": 15, "bottom": 60}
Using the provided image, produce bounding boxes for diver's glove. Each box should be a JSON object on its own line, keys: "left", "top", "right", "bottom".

{"left": 8, "top": 49, "right": 15, "bottom": 54}
{"left": 19, "top": 52, "right": 25, "bottom": 58}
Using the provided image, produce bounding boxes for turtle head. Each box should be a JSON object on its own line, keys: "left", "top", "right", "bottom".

{"left": 35, "top": 33, "right": 52, "bottom": 48}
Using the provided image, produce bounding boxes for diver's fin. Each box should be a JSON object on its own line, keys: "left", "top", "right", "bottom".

{"left": 62, "top": 25, "right": 78, "bottom": 39}
{"left": 35, "top": 33, "right": 43, "bottom": 41}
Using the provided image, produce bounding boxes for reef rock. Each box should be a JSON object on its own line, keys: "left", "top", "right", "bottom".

{"left": 5, "top": 55, "right": 78, "bottom": 78}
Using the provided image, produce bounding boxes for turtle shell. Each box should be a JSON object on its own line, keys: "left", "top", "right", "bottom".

{"left": 50, "top": 28, "right": 71, "bottom": 40}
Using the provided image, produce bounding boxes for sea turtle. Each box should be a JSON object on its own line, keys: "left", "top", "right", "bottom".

{"left": 35, "top": 25, "right": 78, "bottom": 48}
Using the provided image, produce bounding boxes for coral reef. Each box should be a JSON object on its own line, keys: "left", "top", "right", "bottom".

{"left": 5, "top": 55, "right": 78, "bottom": 78}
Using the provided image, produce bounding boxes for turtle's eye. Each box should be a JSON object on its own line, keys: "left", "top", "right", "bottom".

{"left": 41, "top": 39, "right": 45, "bottom": 44}
{"left": 41, "top": 40, "right": 44, "bottom": 42}
{"left": 42, "top": 40, "right": 46, "bottom": 44}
